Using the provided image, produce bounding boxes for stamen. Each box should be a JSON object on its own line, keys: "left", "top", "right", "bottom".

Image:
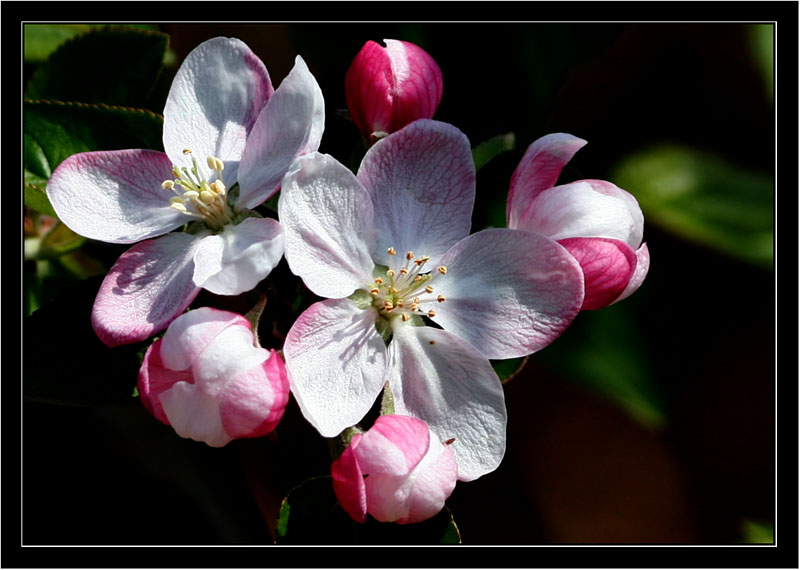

{"left": 369, "top": 288, "right": 380, "bottom": 295}
{"left": 199, "top": 190, "right": 216, "bottom": 204}
{"left": 182, "top": 148, "right": 193, "bottom": 155}
{"left": 444, "top": 437, "right": 456, "bottom": 445}
{"left": 387, "top": 247, "right": 397, "bottom": 255}
{"left": 429, "top": 340, "right": 437, "bottom": 345}
{"left": 438, "top": 266, "right": 448, "bottom": 275}
{"left": 414, "top": 275, "right": 423, "bottom": 282}
{"left": 374, "top": 277, "right": 384, "bottom": 285}
{"left": 427, "top": 309, "right": 437, "bottom": 318}
{"left": 437, "top": 295, "right": 446, "bottom": 303}
{"left": 406, "top": 251, "right": 414, "bottom": 260}
{"left": 391, "top": 287, "right": 398, "bottom": 294}
{"left": 387, "top": 269, "right": 395, "bottom": 278}
{"left": 401, "top": 314, "right": 410, "bottom": 322}
{"left": 425, "top": 285, "right": 434, "bottom": 294}
{"left": 399, "top": 268, "right": 408, "bottom": 275}
{"left": 383, "top": 300, "right": 394, "bottom": 311}
{"left": 162, "top": 180, "right": 175, "bottom": 190}
{"left": 170, "top": 202, "right": 188, "bottom": 212}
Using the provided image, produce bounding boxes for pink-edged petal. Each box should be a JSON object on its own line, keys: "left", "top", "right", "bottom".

{"left": 159, "top": 306, "right": 250, "bottom": 371}
{"left": 237, "top": 56, "right": 325, "bottom": 209}
{"left": 357, "top": 119, "right": 475, "bottom": 267}
{"left": 331, "top": 437, "right": 368, "bottom": 523}
{"left": 283, "top": 299, "right": 388, "bottom": 438}
{"left": 137, "top": 338, "right": 192, "bottom": 425}
{"left": 354, "top": 415, "right": 430, "bottom": 476}
{"left": 365, "top": 434, "right": 457, "bottom": 524}
{"left": 159, "top": 381, "right": 231, "bottom": 448}
{"left": 345, "top": 40, "right": 393, "bottom": 139}
{"left": 279, "top": 153, "right": 377, "bottom": 299}
{"left": 190, "top": 322, "right": 269, "bottom": 389}
{"left": 384, "top": 39, "right": 443, "bottom": 133}
{"left": 162, "top": 37, "right": 273, "bottom": 186}
{"left": 91, "top": 231, "right": 205, "bottom": 347}
{"left": 386, "top": 323, "right": 506, "bottom": 482}
{"left": 46, "top": 150, "right": 185, "bottom": 244}
{"left": 507, "top": 133, "right": 587, "bottom": 228}
{"left": 612, "top": 242, "right": 650, "bottom": 305}
{"left": 218, "top": 349, "right": 290, "bottom": 439}
{"left": 579, "top": 179, "right": 645, "bottom": 248}
{"left": 434, "top": 228, "right": 584, "bottom": 360}
{"left": 515, "top": 181, "right": 642, "bottom": 246}
{"left": 192, "top": 217, "right": 284, "bottom": 296}
{"left": 559, "top": 237, "right": 638, "bottom": 311}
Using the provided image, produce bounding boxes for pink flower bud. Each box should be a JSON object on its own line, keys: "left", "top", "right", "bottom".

{"left": 345, "top": 39, "right": 443, "bottom": 143}
{"left": 331, "top": 415, "right": 458, "bottom": 525}
{"left": 137, "top": 307, "right": 289, "bottom": 447}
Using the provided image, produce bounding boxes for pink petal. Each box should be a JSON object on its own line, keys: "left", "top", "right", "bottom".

{"left": 218, "top": 349, "right": 290, "bottom": 439}
{"left": 91, "top": 232, "right": 204, "bottom": 347}
{"left": 237, "top": 56, "right": 325, "bottom": 209}
{"left": 579, "top": 179, "right": 645, "bottom": 248}
{"left": 612, "top": 242, "right": 650, "bottom": 305}
{"left": 354, "top": 415, "right": 430, "bottom": 476}
{"left": 331, "top": 436, "right": 368, "bottom": 523}
{"left": 159, "top": 306, "right": 250, "bottom": 372}
{"left": 433, "top": 228, "right": 584, "bottom": 360}
{"left": 192, "top": 217, "right": 284, "bottom": 296}
{"left": 283, "top": 299, "right": 388, "bottom": 437}
{"left": 162, "top": 37, "right": 273, "bottom": 187}
{"left": 559, "top": 237, "right": 638, "bottom": 311}
{"left": 46, "top": 150, "right": 185, "bottom": 244}
{"left": 507, "top": 133, "right": 587, "bottom": 228}
{"left": 279, "top": 153, "right": 377, "bottom": 299}
{"left": 345, "top": 40, "right": 393, "bottom": 140}
{"left": 357, "top": 119, "right": 475, "bottom": 267}
{"left": 397, "top": 440, "right": 458, "bottom": 524}
{"left": 387, "top": 323, "right": 506, "bottom": 482}
{"left": 384, "top": 40, "right": 443, "bottom": 134}
{"left": 137, "top": 338, "right": 192, "bottom": 425}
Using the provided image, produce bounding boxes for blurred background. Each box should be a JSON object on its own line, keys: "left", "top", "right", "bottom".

{"left": 22, "top": 22, "right": 780, "bottom": 550}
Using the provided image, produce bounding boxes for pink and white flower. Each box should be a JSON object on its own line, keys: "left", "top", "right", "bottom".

{"left": 507, "top": 133, "right": 650, "bottom": 310}
{"left": 345, "top": 39, "right": 443, "bottom": 144}
{"left": 46, "top": 37, "right": 325, "bottom": 347}
{"left": 331, "top": 415, "right": 458, "bottom": 525}
{"left": 279, "top": 119, "right": 584, "bottom": 480}
{"left": 138, "top": 307, "right": 289, "bottom": 447}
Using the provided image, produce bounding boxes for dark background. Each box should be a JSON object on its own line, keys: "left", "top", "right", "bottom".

{"left": 17, "top": 12, "right": 795, "bottom": 566}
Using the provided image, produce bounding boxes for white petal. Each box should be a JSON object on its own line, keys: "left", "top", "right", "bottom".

{"left": 434, "top": 228, "right": 584, "bottom": 360}
{"left": 159, "top": 381, "right": 231, "bottom": 448}
{"left": 162, "top": 37, "right": 273, "bottom": 187}
{"left": 47, "top": 150, "right": 185, "bottom": 244}
{"left": 279, "top": 153, "right": 377, "bottom": 299}
{"left": 237, "top": 56, "right": 325, "bottom": 209}
{"left": 283, "top": 299, "right": 388, "bottom": 437}
{"left": 192, "top": 217, "right": 284, "bottom": 295}
{"left": 357, "top": 119, "right": 475, "bottom": 267}
{"left": 160, "top": 306, "right": 250, "bottom": 371}
{"left": 387, "top": 323, "right": 506, "bottom": 481}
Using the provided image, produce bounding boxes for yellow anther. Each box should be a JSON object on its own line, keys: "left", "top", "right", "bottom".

{"left": 211, "top": 180, "right": 226, "bottom": 194}
{"left": 374, "top": 277, "right": 383, "bottom": 284}
{"left": 438, "top": 266, "right": 448, "bottom": 275}
{"left": 199, "top": 190, "right": 216, "bottom": 205}
{"left": 414, "top": 275, "right": 423, "bottom": 282}
{"left": 391, "top": 287, "right": 398, "bottom": 294}
{"left": 161, "top": 180, "right": 175, "bottom": 190}
{"left": 170, "top": 202, "right": 188, "bottom": 212}
{"left": 201, "top": 181, "right": 213, "bottom": 193}
{"left": 396, "top": 299, "right": 404, "bottom": 307}
{"left": 399, "top": 268, "right": 408, "bottom": 275}
{"left": 383, "top": 300, "right": 394, "bottom": 311}
{"left": 401, "top": 314, "right": 410, "bottom": 322}
{"left": 410, "top": 303, "right": 419, "bottom": 311}
{"left": 369, "top": 288, "right": 380, "bottom": 295}
{"left": 387, "top": 247, "right": 397, "bottom": 255}
{"left": 169, "top": 196, "right": 184, "bottom": 206}
{"left": 425, "top": 285, "right": 434, "bottom": 294}
{"left": 183, "top": 190, "right": 199, "bottom": 199}
{"left": 182, "top": 148, "right": 193, "bottom": 155}
{"left": 387, "top": 269, "right": 396, "bottom": 277}
{"left": 413, "top": 297, "right": 420, "bottom": 304}
{"left": 414, "top": 256, "right": 431, "bottom": 266}
{"left": 406, "top": 251, "right": 414, "bottom": 260}
{"left": 437, "top": 295, "right": 446, "bottom": 303}
{"left": 207, "top": 156, "right": 225, "bottom": 172}
{"left": 427, "top": 309, "right": 437, "bottom": 318}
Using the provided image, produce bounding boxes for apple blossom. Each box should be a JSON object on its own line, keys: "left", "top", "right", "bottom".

{"left": 507, "top": 133, "right": 650, "bottom": 310}
{"left": 331, "top": 415, "right": 458, "bottom": 525}
{"left": 279, "top": 119, "right": 584, "bottom": 480}
{"left": 137, "top": 307, "right": 289, "bottom": 447}
{"left": 345, "top": 39, "right": 443, "bottom": 144}
{"left": 46, "top": 36, "right": 324, "bottom": 347}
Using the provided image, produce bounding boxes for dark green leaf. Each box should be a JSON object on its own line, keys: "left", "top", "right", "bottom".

{"left": 23, "top": 24, "right": 162, "bottom": 63}
{"left": 740, "top": 518, "right": 774, "bottom": 544}
{"left": 276, "top": 476, "right": 461, "bottom": 544}
{"left": 492, "top": 356, "right": 528, "bottom": 384}
{"left": 612, "top": 144, "right": 773, "bottom": 268}
{"left": 37, "top": 222, "right": 86, "bottom": 259}
{"left": 472, "top": 132, "right": 515, "bottom": 172}
{"left": 25, "top": 26, "right": 168, "bottom": 107}
{"left": 748, "top": 24, "right": 774, "bottom": 100}
{"left": 23, "top": 100, "right": 164, "bottom": 216}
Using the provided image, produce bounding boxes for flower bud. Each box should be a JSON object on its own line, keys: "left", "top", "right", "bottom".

{"left": 345, "top": 39, "right": 443, "bottom": 144}
{"left": 137, "top": 307, "right": 289, "bottom": 447}
{"left": 331, "top": 415, "right": 458, "bottom": 525}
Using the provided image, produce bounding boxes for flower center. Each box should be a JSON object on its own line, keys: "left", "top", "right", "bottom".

{"left": 162, "top": 148, "right": 235, "bottom": 230}
{"left": 368, "top": 247, "right": 447, "bottom": 323}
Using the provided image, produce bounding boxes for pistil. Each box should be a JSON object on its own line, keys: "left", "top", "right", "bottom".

{"left": 161, "top": 149, "right": 234, "bottom": 229}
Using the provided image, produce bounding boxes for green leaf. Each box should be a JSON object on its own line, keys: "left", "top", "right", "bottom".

{"left": 740, "top": 518, "right": 774, "bottom": 544}
{"left": 25, "top": 26, "right": 168, "bottom": 107}
{"left": 23, "top": 100, "right": 164, "bottom": 216}
{"left": 276, "top": 476, "right": 460, "bottom": 544}
{"left": 492, "top": 356, "right": 528, "bottom": 384}
{"left": 23, "top": 24, "right": 161, "bottom": 63}
{"left": 36, "top": 222, "right": 86, "bottom": 259}
{"left": 748, "top": 24, "right": 774, "bottom": 100}
{"left": 537, "top": 301, "right": 667, "bottom": 430}
{"left": 611, "top": 144, "right": 774, "bottom": 268}
{"left": 472, "top": 132, "right": 515, "bottom": 172}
